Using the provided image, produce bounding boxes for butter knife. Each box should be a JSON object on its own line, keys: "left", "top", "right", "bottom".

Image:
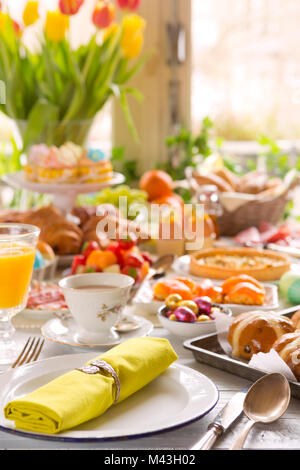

{"left": 191, "top": 387, "right": 249, "bottom": 450}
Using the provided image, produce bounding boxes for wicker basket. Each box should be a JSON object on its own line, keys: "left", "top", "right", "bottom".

{"left": 183, "top": 168, "right": 300, "bottom": 237}
{"left": 217, "top": 193, "right": 290, "bottom": 236}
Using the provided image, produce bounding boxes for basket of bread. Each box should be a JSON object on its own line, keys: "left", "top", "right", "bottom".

{"left": 189, "top": 159, "right": 300, "bottom": 237}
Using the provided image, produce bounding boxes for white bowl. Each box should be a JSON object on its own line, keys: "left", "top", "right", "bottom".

{"left": 158, "top": 304, "right": 232, "bottom": 338}
{"left": 59, "top": 273, "right": 134, "bottom": 343}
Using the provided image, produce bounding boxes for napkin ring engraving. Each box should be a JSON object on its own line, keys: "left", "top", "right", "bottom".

{"left": 76, "top": 359, "right": 120, "bottom": 403}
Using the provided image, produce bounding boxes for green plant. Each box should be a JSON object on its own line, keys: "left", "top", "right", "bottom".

{"left": 0, "top": 5, "right": 148, "bottom": 150}
{"left": 111, "top": 146, "right": 139, "bottom": 183}
{"left": 161, "top": 117, "right": 214, "bottom": 181}
{"left": 0, "top": 136, "right": 22, "bottom": 177}
{"left": 257, "top": 136, "right": 300, "bottom": 178}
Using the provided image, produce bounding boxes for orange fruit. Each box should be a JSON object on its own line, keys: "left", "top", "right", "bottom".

{"left": 152, "top": 193, "right": 184, "bottom": 210}
{"left": 140, "top": 261, "right": 150, "bottom": 281}
{"left": 139, "top": 170, "right": 173, "bottom": 201}
{"left": 86, "top": 250, "right": 117, "bottom": 270}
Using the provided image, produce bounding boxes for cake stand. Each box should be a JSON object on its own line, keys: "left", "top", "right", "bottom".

{"left": 2, "top": 171, "right": 125, "bottom": 215}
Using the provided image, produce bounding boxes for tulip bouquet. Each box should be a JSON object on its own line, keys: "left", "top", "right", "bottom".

{"left": 0, "top": 0, "right": 148, "bottom": 151}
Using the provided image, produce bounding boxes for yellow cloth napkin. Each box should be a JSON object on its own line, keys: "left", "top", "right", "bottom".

{"left": 4, "top": 337, "right": 178, "bottom": 434}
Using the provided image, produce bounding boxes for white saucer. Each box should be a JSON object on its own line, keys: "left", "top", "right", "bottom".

{"left": 41, "top": 313, "right": 154, "bottom": 349}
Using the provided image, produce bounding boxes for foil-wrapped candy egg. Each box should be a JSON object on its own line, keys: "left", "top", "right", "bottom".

{"left": 197, "top": 314, "right": 212, "bottom": 322}
{"left": 174, "top": 306, "right": 197, "bottom": 323}
{"left": 178, "top": 300, "right": 199, "bottom": 315}
{"left": 193, "top": 297, "right": 212, "bottom": 315}
{"left": 165, "top": 294, "right": 183, "bottom": 311}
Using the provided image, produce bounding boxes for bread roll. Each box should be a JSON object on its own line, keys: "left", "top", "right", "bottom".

{"left": 273, "top": 331, "right": 300, "bottom": 381}
{"left": 238, "top": 171, "right": 269, "bottom": 194}
{"left": 227, "top": 310, "right": 295, "bottom": 360}
{"left": 192, "top": 172, "right": 234, "bottom": 192}
{"left": 214, "top": 168, "right": 240, "bottom": 191}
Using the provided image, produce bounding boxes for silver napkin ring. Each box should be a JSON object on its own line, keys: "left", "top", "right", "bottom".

{"left": 76, "top": 359, "right": 120, "bottom": 403}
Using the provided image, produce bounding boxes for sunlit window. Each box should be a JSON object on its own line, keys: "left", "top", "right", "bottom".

{"left": 191, "top": 0, "right": 300, "bottom": 141}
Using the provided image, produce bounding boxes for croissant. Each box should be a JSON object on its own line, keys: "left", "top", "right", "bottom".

{"left": 82, "top": 211, "right": 150, "bottom": 246}
{"left": 0, "top": 209, "right": 34, "bottom": 223}
{"left": 22, "top": 206, "right": 83, "bottom": 255}
{"left": 72, "top": 206, "right": 97, "bottom": 227}
{"left": 44, "top": 228, "right": 83, "bottom": 255}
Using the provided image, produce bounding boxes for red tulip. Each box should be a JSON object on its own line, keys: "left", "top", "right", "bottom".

{"left": 12, "top": 20, "right": 22, "bottom": 37}
{"left": 117, "top": 0, "right": 141, "bottom": 10}
{"left": 92, "top": 1, "right": 115, "bottom": 29}
{"left": 59, "top": 0, "right": 84, "bottom": 15}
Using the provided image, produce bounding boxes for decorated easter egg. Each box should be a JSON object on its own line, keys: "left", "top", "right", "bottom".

{"left": 34, "top": 250, "right": 45, "bottom": 269}
{"left": 279, "top": 271, "right": 300, "bottom": 304}
{"left": 87, "top": 148, "right": 106, "bottom": 162}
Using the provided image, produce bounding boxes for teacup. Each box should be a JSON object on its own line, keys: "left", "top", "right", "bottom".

{"left": 59, "top": 273, "right": 135, "bottom": 343}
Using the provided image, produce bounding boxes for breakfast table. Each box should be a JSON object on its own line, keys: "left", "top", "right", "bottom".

{"left": 0, "top": 302, "right": 299, "bottom": 452}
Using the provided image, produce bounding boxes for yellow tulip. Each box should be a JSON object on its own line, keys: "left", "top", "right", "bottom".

{"left": 121, "top": 13, "right": 146, "bottom": 59}
{"left": 23, "top": 1, "right": 39, "bottom": 27}
{"left": 103, "top": 23, "right": 119, "bottom": 41}
{"left": 0, "top": 12, "right": 9, "bottom": 33}
{"left": 45, "top": 10, "right": 69, "bottom": 42}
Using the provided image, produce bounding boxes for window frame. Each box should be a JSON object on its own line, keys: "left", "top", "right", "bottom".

{"left": 112, "top": 0, "right": 192, "bottom": 174}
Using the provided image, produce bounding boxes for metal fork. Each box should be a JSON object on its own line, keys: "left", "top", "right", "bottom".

{"left": 11, "top": 336, "right": 45, "bottom": 369}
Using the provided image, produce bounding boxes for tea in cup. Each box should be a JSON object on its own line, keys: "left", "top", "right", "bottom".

{"left": 59, "top": 273, "right": 134, "bottom": 343}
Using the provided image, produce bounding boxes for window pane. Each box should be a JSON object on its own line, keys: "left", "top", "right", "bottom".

{"left": 191, "top": 0, "right": 300, "bottom": 141}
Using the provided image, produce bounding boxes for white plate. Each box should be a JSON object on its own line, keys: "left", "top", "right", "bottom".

{"left": 41, "top": 313, "right": 154, "bottom": 349}
{"left": 169, "top": 255, "right": 279, "bottom": 314}
{"left": 2, "top": 171, "right": 125, "bottom": 195}
{"left": 0, "top": 353, "right": 218, "bottom": 442}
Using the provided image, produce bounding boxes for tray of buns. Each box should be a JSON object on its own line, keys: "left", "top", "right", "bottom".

{"left": 184, "top": 305, "right": 300, "bottom": 399}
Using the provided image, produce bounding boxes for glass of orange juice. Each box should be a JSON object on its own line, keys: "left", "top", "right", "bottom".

{"left": 0, "top": 224, "right": 40, "bottom": 364}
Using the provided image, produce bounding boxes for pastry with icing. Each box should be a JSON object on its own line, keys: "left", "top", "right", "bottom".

{"left": 272, "top": 331, "right": 300, "bottom": 381}
{"left": 227, "top": 310, "right": 295, "bottom": 360}
{"left": 25, "top": 142, "right": 113, "bottom": 184}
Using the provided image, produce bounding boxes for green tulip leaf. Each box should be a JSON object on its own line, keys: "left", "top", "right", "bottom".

{"left": 22, "top": 99, "right": 59, "bottom": 151}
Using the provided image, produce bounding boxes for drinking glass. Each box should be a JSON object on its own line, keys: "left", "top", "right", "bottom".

{"left": 0, "top": 224, "right": 40, "bottom": 364}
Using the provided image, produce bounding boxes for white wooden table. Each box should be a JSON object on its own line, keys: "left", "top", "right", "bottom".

{"left": 0, "top": 314, "right": 299, "bottom": 451}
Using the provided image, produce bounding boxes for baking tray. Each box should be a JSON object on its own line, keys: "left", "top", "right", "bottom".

{"left": 183, "top": 305, "right": 300, "bottom": 399}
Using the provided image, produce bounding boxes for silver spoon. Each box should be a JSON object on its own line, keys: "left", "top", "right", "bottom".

{"left": 113, "top": 319, "right": 141, "bottom": 333}
{"left": 230, "top": 373, "right": 291, "bottom": 450}
{"left": 150, "top": 254, "right": 176, "bottom": 280}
